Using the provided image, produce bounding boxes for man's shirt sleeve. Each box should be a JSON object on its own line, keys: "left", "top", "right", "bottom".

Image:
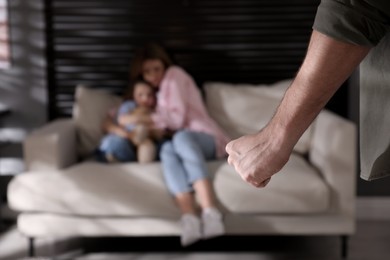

{"left": 313, "top": 0, "right": 389, "bottom": 46}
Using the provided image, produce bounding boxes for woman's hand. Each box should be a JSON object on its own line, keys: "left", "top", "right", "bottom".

{"left": 163, "top": 128, "right": 176, "bottom": 139}
{"left": 150, "top": 128, "right": 176, "bottom": 140}
{"left": 225, "top": 125, "right": 293, "bottom": 188}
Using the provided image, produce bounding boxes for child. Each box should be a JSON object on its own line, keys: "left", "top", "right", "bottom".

{"left": 97, "top": 80, "right": 159, "bottom": 163}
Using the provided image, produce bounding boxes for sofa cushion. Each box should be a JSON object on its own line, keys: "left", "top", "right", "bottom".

{"left": 8, "top": 162, "right": 182, "bottom": 218}
{"left": 203, "top": 79, "right": 314, "bottom": 154}
{"left": 213, "top": 153, "right": 330, "bottom": 214}
{"left": 8, "top": 156, "right": 330, "bottom": 217}
{"left": 73, "top": 85, "right": 122, "bottom": 158}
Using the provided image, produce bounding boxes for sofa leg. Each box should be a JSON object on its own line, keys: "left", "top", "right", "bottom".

{"left": 28, "top": 237, "right": 35, "bottom": 257}
{"left": 341, "top": 235, "right": 348, "bottom": 259}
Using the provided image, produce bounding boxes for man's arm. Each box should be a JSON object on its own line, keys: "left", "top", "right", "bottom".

{"left": 226, "top": 30, "right": 371, "bottom": 188}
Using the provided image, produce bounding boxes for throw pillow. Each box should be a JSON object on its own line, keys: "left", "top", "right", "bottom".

{"left": 73, "top": 85, "right": 122, "bottom": 158}
{"left": 203, "top": 79, "right": 314, "bottom": 155}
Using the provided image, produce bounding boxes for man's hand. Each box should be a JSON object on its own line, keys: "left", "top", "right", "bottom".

{"left": 225, "top": 125, "right": 293, "bottom": 188}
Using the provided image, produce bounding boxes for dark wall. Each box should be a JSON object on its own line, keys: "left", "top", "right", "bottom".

{"left": 0, "top": 0, "right": 46, "bottom": 129}
{"left": 0, "top": 0, "right": 46, "bottom": 174}
{"left": 46, "top": 0, "right": 325, "bottom": 118}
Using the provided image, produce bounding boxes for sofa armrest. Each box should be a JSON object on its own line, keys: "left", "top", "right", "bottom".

{"left": 23, "top": 118, "right": 78, "bottom": 171}
{"left": 309, "top": 110, "right": 357, "bottom": 217}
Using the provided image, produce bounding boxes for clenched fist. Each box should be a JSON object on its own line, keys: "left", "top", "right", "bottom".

{"left": 225, "top": 124, "right": 293, "bottom": 188}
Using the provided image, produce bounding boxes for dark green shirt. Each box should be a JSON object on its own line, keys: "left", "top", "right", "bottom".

{"left": 313, "top": 0, "right": 390, "bottom": 46}
{"left": 313, "top": 0, "right": 390, "bottom": 180}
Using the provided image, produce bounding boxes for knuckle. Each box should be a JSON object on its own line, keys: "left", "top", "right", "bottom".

{"left": 244, "top": 175, "right": 251, "bottom": 182}
{"left": 225, "top": 142, "right": 233, "bottom": 152}
{"left": 253, "top": 182, "right": 260, "bottom": 188}
{"left": 227, "top": 156, "right": 232, "bottom": 164}
{"left": 258, "top": 182, "right": 267, "bottom": 188}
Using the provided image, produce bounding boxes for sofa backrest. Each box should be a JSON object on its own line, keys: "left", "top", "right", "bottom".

{"left": 203, "top": 79, "right": 314, "bottom": 155}
{"left": 73, "top": 85, "right": 122, "bottom": 158}
{"left": 72, "top": 79, "right": 314, "bottom": 159}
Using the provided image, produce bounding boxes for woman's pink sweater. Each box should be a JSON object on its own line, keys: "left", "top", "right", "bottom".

{"left": 151, "top": 66, "right": 231, "bottom": 158}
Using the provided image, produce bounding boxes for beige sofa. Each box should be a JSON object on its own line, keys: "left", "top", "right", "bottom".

{"left": 7, "top": 79, "right": 356, "bottom": 257}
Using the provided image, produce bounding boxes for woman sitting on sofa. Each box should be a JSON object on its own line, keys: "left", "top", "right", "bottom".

{"left": 115, "top": 42, "right": 231, "bottom": 247}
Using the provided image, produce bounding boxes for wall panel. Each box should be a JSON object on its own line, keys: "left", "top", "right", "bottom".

{"left": 45, "top": 0, "right": 338, "bottom": 119}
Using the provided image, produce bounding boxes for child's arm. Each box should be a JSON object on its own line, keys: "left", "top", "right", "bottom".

{"left": 102, "top": 114, "right": 129, "bottom": 139}
{"left": 102, "top": 104, "right": 137, "bottom": 141}
{"left": 118, "top": 110, "right": 153, "bottom": 127}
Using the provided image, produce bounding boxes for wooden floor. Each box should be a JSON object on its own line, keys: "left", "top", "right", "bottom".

{"left": 1, "top": 198, "right": 390, "bottom": 260}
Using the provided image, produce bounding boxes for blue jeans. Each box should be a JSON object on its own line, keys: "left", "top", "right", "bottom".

{"left": 160, "top": 130, "right": 216, "bottom": 195}
{"left": 96, "top": 134, "right": 137, "bottom": 162}
{"left": 96, "top": 134, "right": 168, "bottom": 163}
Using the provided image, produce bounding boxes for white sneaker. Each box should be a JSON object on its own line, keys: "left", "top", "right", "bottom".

{"left": 180, "top": 213, "right": 202, "bottom": 247}
{"left": 201, "top": 207, "right": 225, "bottom": 239}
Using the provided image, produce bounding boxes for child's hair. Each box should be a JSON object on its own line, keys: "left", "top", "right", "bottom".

{"left": 123, "top": 79, "right": 155, "bottom": 101}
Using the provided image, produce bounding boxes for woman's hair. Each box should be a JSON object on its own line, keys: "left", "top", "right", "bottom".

{"left": 123, "top": 79, "right": 155, "bottom": 101}
{"left": 129, "top": 42, "right": 174, "bottom": 82}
